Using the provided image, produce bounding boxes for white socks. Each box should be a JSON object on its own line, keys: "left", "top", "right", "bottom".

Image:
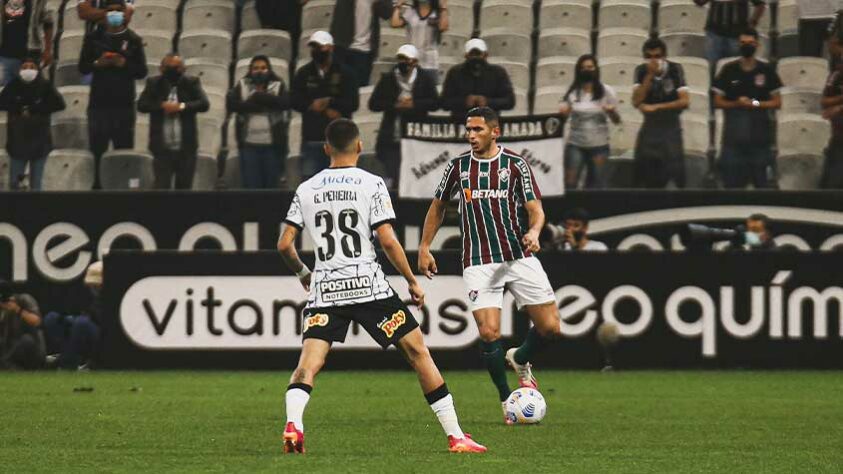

{"left": 430, "top": 394, "right": 465, "bottom": 439}
{"left": 285, "top": 388, "right": 311, "bottom": 431}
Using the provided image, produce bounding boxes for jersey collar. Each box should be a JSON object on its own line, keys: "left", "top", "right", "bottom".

{"left": 471, "top": 145, "right": 502, "bottom": 162}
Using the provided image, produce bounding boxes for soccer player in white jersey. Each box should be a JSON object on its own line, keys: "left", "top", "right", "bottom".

{"left": 278, "top": 119, "right": 486, "bottom": 454}
{"left": 418, "top": 107, "right": 563, "bottom": 425}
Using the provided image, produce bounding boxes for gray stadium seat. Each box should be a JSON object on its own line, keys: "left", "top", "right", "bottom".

{"left": 778, "top": 113, "right": 829, "bottom": 157}
{"left": 613, "top": 85, "right": 636, "bottom": 116}
{"left": 681, "top": 113, "right": 710, "bottom": 156}
{"left": 355, "top": 114, "right": 382, "bottom": 153}
{"left": 203, "top": 88, "right": 227, "bottom": 122}
{"left": 777, "top": 154, "right": 823, "bottom": 190}
{"left": 759, "top": 0, "right": 797, "bottom": 34}
{"left": 301, "top": 0, "right": 335, "bottom": 31}
{"left": 480, "top": 0, "right": 533, "bottom": 33}
{"left": 52, "top": 120, "right": 89, "bottom": 150}
{"left": 192, "top": 153, "right": 219, "bottom": 190}
{"left": 369, "top": 60, "right": 397, "bottom": 85}
{"left": 183, "top": 0, "right": 236, "bottom": 33}
{"left": 198, "top": 117, "right": 224, "bottom": 156}
{"left": 100, "top": 150, "right": 155, "bottom": 190}
{"left": 777, "top": 57, "right": 828, "bottom": 93}
{"left": 539, "top": 0, "right": 592, "bottom": 30}
{"left": 685, "top": 89, "right": 709, "bottom": 117}
{"left": 54, "top": 86, "right": 89, "bottom": 121}
{"left": 358, "top": 85, "right": 375, "bottom": 116}
{"left": 42, "top": 149, "right": 96, "bottom": 191}
{"left": 538, "top": 28, "right": 591, "bottom": 58}
{"left": 495, "top": 60, "right": 530, "bottom": 91}
{"left": 131, "top": 0, "right": 178, "bottom": 33}
{"left": 503, "top": 88, "right": 528, "bottom": 116}
{"left": 658, "top": 0, "right": 707, "bottom": 34}
{"left": 139, "top": 30, "right": 175, "bottom": 65}
{"left": 438, "top": 33, "right": 471, "bottom": 60}
{"left": 536, "top": 56, "right": 577, "bottom": 89}
{"left": 377, "top": 28, "right": 407, "bottom": 61}
{"left": 134, "top": 115, "right": 150, "bottom": 152}
{"left": 185, "top": 58, "right": 230, "bottom": 92}
{"left": 240, "top": 0, "right": 261, "bottom": 31}
{"left": 673, "top": 56, "right": 709, "bottom": 91}
{"left": 238, "top": 29, "right": 292, "bottom": 62}
{"left": 598, "top": 0, "right": 652, "bottom": 31}
{"left": 0, "top": 151, "right": 8, "bottom": 191}
{"left": 288, "top": 115, "right": 302, "bottom": 156}
{"left": 597, "top": 28, "right": 649, "bottom": 58}
{"left": 483, "top": 29, "right": 532, "bottom": 62}
{"left": 609, "top": 116, "right": 642, "bottom": 156}
{"left": 600, "top": 56, "right": 639, "bottom": 88}
{"left": 235, "top": 57, "right": 289, "bottom": 85}
{"left": 62, "top": 1, "right": 86, "bottom": 33}
{"left": 780, "top": 88, "right": 822, "bottom": 115}
{"left": 533, "top": 85, "right": 565, "bottom": 114}
{"left": 178, "top": 29, "right": 233, "bottom": 64}
{"left": 54, "top": 31, "right": 87, "bottom": 86}
{"left": 446, "top": 2, "right": 474, "bottom": 36}
{"left": 660, "top": 31, "right": 707, "bottom": 59}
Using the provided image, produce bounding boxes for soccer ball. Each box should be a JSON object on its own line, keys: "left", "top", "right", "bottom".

{"left": 504, "top": 388, "right": 547, "bottom": 424}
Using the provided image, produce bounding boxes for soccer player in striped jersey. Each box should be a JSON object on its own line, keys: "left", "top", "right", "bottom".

{"left": 418, "top": 106, "right": 562, "bottom": 425}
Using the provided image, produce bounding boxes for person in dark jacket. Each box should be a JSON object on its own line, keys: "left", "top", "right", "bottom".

{"left": 0, "top": 280, "right": 44, "bottom": 370}
{"left": 330, "top": 0, "right": 393, "bottom": 88}
{"left": 0, "top": 56, "right": 65, "bottom": 190}
{"left": 137, "top": 53, "right": 210, "bottom": 190}
{"left": 440, "top": 38, "right": 515, "bottom": 122}
{"left": 227, "top": 55, "right": 290, "bottom": 189}
{"left": 291, "top": 31, "right": 359, "bottom": 181}
{"left": 78, "top": 0, "right": 147, "bottom": 189}
{"left": 369, "top": 44, "right": 438, "bottom": 188}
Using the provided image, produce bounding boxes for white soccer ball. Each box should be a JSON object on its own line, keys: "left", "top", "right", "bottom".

{"left": 504, "top": 387, "right": 547, "bottom": 424}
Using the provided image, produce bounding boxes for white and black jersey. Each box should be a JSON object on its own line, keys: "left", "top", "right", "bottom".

{"left": 285, "top": 167, "right": 397, "bottom": 308}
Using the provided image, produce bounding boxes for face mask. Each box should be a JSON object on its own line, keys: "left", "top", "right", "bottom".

{"left": 251, "top": 71, "right": 269, "bottom": 83}
{"left": 739, "top": 44, "right": 757, "bottom": 58}
{"left": 106, "top": 11, "right": 125, "bottom": 28}
{"left": 163, "top": 68, "right": 182, "bottom": 83}
{"left": 19, "top": 69, "right": 37, "bottom": 83}
{"left": 311, "top": 49, "right": 330, "bottom": 64}
{"left": 397, "top": 62, "right": 411, "bottom": 74}
{"left": 467, "top": 57, "right": 485, "bottom": 74}
{"left": 580, "top": 70, "right": 596, "bottom": 81}
{"left": 745, "top": 231, "right": 762, "bottom": 247}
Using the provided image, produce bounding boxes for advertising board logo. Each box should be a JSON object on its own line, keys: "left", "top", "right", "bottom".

{"left": 378, "top": 310, "right": 407, "bottom": 338}
{"left": 303, "top": 313, "right": 329, "bottom": 332}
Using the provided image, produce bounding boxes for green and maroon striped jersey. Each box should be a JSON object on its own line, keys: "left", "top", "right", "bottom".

{"left": 433, "top": 146, "right": 541, "bottom": 268}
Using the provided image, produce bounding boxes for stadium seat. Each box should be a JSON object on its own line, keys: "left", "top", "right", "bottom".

{"left": 301, "top": 0, "right": 335, "bottom": 31}
{"left": 133, "top": 115, "right": 150, "bottom": 152}
{"left": 598, "top": 0, "right": 652, "bottom": 31}
{"left": 658, "top": 0, "right": 707, "bottom": 34}
{"left": 358, "top": 85, "right": 376, "bottom": 115}
{"left": 130, "top": 0, "right": 178, "bottom": 33}
{"left": 182, "top": 0, "right": 236, "bottom": 33}
{"left": 483, "top": 29, "right": 532, "bottom": 62}
{"left": 539, "top": 0, "right": 592, "bottom": 30}
{"left": 100, "top": 150, "right": 155, "bottom": 190}
{"left": 197, "top": 117, "right": 224, "bottom": 156}
{"left": 369, "top": 60, "right": 397, "bottom": 85}
{"left": 780, "top": 88, "right": 822, "bottom": 115}
{"left": 777, "top": 32, "right": 801, "bottom": 59}
{"left": 480, "top": 0, "right": 533, "bottom": 34}
{"left": 535, "top": 56, "right": 577, "bottom": 89}
{"left": 613, "top": 85, "right": 636, "bottom": 116}
{"left": 759, "top": 0, "right": 797, "bottom": 35}
{"left": 61, "top": 1, "right": 86, "bottom": 33}
{"left": 538, "top": 28, "right": 591, "bottom": 59}
{"left": 681, "top": 113, "right": 710, "bottom": 156}
{"left": 185, "top": 58, "right": 231, "bottom": 92}
{"left": 235, "top": 57, "right": 289, "bottom": 84}
{"left": 445, "top": 1, "right": 474, "bottom": 36}
{"left": 288, "top": 115, "right": 302, "bottom": 156}
{"left": 178, "top": 29, "right": 233, "bottom": 64}
{"left": 597, "top": 28, "right": 649, "bottom": 58}
{"left": 609, "top": 116, "right": 642, "bottom": 156}
{"left": 495, "top": 60, "right": 530, "bottom": 91}
{"left": 777, "top": 57, "right": 828, "bottom": 93}
{"left": 777, "top": 154, "right": 823, "bottom": 190}
{"left": 240, "top": 0, "right": 261, "bottom": 31}
{"left": 778, "top": 113, "right": 829, "bottom": 157}
{"left": 355, "top": 114, "right": 382, "bottom": 152}
{"left": 140, "top": 30, "right": 176, "bottom": 66}
{"left": 599, "top": 56, "right": 639, "bottom": 88}
{"left": 53, "top": 86, "right": 90, "bottom": 121}
{"left": 237, "top": 29, "right": 292, "bottom": 62}
{"left": 54, "top": 31, "right": 87, "bottom": 86}
{"left": 438, "top": 33, "right": 471, "bottom": 60}
{"left": 0, "top": 151, "right": 8, "bottom": 190}
{"left": 203, "top": 88, "right": 227, "bottom": 122}
{"left": 660, "top": 31, "right": 707, "bottom": 59}
{"left": 52, "top": 120, "right": 89, "bottom": 150}
{"left": 377, "top": 28, "right": 408, "bottom": 61}
{"left": 41, "top": 149, "right": 96, "bottom": 191}
{"left": 533, "top": 85, "right": 565, "bottom": 114}
{"left": 503, "top": 88, "right": 528, "bottom": 116}
{"left": 672, "top": 56, "right": 709, "bottom": 91}
{"left": 682, "top": 88, "right": 707, "bottom": 116}
{"left": 192, "top": 153, "right": 219, "bottom": 190}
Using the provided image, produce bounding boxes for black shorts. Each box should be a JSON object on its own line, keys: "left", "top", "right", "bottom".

{"left": 302, "top": 295, "right": 420, "bottom": 349}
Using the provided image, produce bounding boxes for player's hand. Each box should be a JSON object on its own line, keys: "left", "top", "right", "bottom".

{"left": 418, "top": 248, "right": 438, "bottom": 279}
{"left": 408, "top": 280, "right": 425, "bottom": 307}
{"left": 522, "top": 230, "right": 541, "bottom": 253}
{"left": 558, "top": 102, "right": 571, "bottom": 116}
{"left": 299, "top": 273, "right": 312, "bottom": 292}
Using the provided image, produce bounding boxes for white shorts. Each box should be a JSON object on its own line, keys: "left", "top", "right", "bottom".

{"left": 462, "top": 257, "right": 556, "bottom": 311}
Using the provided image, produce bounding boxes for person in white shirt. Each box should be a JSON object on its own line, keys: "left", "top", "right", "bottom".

{"left": 390, "top": 0, "right": 449, "bottom": 78}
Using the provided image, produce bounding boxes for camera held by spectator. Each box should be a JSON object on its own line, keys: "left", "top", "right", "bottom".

{"left": 540, "top": 208, "right": 608, "bottom": 252}
{"left": 680, "top": 213, "right": 776, "bottom": 252}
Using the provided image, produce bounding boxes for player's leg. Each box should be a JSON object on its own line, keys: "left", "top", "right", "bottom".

{"left": 283, "top": 338, "right": 330, "bottom": 454}
{"left": 473, "top": 307, "right": 511, "bottom": 403}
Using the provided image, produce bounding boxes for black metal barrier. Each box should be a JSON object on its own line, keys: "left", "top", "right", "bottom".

{"left": 101, "top": 250, "right": 843, "bottom": 370}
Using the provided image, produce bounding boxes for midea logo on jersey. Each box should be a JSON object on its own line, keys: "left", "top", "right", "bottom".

{"left": 311, "top": 175, "right": 363, "bottom": 190}
{"left": 463, "top": 189, "right": 510, "bottom": 200}
{"left": 320, "top": 276, "right": 373, "bottom": 302}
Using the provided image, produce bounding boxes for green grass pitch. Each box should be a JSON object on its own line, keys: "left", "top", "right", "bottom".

{"left": 2, "top": 371, "right": 842, "bottom": 472}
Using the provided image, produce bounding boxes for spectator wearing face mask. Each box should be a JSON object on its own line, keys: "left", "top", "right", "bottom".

{"left": 227, "top": 55, "right": 291, "bottom": 189}
{"left": 390, "top": 0, "right": 449, "bottom": 78}
{"left": 138, "top": 53, "right": 210, "bottom": 190}
{"left": 291, "top": 31, "right": 359, "bottom": 181}
{"left": 694, "top": 0, "right": 765, "bottom": 74}
{"left": 559, "top": 54, "right": 621, "bottom": 189}
{"left": 441, "top": 38, "right": 515, "bottom": 122}
{"left": 78, "top": 0, "right": 147, "bottom": 189}
{"left": 77, "top": 0, "right": 134, "bottom": 34}
{"left": 0, "top": 0, "right": 54, "bottom": 86}
{"left": 0, "top": 55, "right": 65, "bottom": 190}
{"left": 727, "top": 214, "right": 777, "bottom": 251}
{"left": 369, "top": 44, "right": 439, "bottom": 188}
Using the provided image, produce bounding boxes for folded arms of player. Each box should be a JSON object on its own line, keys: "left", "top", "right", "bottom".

{"left": 376, "top": 222, "right": 426, "bottom": 307}
{"left": 417, "top": 198, "right": 447, "bottom": 279}
{"left": 277, "top": 223, "right": 312, "bottom": 292}
{"left": 522, "top": 199, "right": 545, "bottom": 253}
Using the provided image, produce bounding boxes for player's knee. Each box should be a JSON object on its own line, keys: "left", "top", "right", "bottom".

{"left": 401, "top": 341, "right": 430, "bottom": 365}
{"left": 290, "top": 364, "right": 320, "bottom": 385}
{"left": 478, "top": 326, "right": 501, "bottom": 342}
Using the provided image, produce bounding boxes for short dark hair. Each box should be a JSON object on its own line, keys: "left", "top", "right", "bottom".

{"left": 565, "top": 207, "right": 591, "bottom": 224}
{"left": 642, "top": 38, "right": 667, "bottom": 56}
{"left": 748, "top": 213, "right": 770, "bottom": 229}
{"left": 465, "top": 106, "right": 499, "bottom": 128}
{"left": 739, "top": 28, "right": 759, "bottom": 40}
{"left": 325, "top": 118, "right": 360, "bottom": 153}
{"left": 102, "top": 0, "right": 126, "bottom": 8}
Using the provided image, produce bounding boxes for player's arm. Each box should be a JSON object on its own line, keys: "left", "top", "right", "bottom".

{"left": 277, "top": 223, "right": 311, "bottom": 291}
{"left": 522, "top": 199, "right": 545, "bottom": 253}
{"left": 376, "top": 223, "right": 425, "bottom": 306}
{"left": 418, "top": 198, "right": 447, "bottom": 279}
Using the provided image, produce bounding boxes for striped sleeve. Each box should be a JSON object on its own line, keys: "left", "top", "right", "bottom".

{"left": 433, "top": 159, "right": 459, "bottom": 200}
{"left": 514, "top": 157, "right": 541, "bottom": 202}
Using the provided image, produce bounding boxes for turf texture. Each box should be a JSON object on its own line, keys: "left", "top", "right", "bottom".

{"left": 2, "top": 371, "right": 842, "bottom": 473}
